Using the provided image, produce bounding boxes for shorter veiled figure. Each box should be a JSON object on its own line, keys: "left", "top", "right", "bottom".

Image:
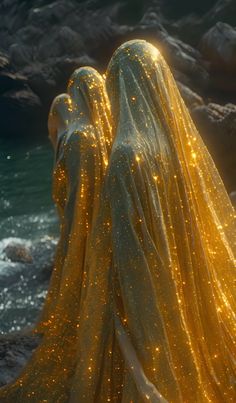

{"left": 100, "top": 40, "right": 235, "bottom": 402}
{"left": 0, "top": 66, "right": 112, "bottom": 402}
{"left": 34, "top": 93, "right": 73, "bottom": 334}
{"left": 48, "top": 93, "right": 72, "bottom": 151}
{"left": 34, "top": 67, "right": 112, "bottom": 336}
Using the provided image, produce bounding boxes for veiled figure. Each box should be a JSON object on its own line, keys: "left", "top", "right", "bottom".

{"left": 33, "top": 92, "right": 73, "bottom": 334}
{"left": 34, "top": 67, "right": 112, "bottom": 335}
{"left": 104, "top": 40, "right": 236, "bottom": 402}
{"left": 0, "top": 66, "right": 112, "bottom": 401}
{"left": 0, "top": 41, "right": 235, "bottom": 403}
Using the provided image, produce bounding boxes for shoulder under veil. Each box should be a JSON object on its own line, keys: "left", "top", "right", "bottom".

{"left": 0, "top": 67, "right": 112, "bottom": 402}
{"left": 102, "top": 40, "right": 235, "bottom": 402}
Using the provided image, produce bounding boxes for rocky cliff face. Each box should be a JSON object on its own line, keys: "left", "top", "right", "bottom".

{"left": 0, "top": 0, "right": 236, "bottom": 191}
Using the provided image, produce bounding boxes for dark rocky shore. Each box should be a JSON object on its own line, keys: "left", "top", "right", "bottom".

{"left": 0, "top": 0, "right": 236, "bottom": 386}
{"left": 0, "top": 0, "right": 236, "bottom": 191}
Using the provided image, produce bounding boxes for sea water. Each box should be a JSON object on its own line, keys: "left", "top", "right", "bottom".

{"left": 0, "top": 138, "right": 59, "bottom": 334}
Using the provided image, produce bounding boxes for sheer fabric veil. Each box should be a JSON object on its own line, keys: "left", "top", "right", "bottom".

{"left": 0, "top": 67, "right": 112, "bottom": 402}
{"left": 33, "top": 92, "right": 73, "bottom": 334}
{"left": 102, "top": 40, "right": 236, "bottom": 402}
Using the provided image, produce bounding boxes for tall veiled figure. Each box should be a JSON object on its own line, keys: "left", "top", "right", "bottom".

{"left": 0, "top": 66, "right": 112, "bottom": 402}
{"left": 102, "top": 40, "right": 235, "bottom": 402}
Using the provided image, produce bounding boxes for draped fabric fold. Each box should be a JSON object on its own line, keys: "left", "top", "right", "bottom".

{"left": 0, "top": 40, "right": 235, "bottom": 403}
{"left": 101, "top": 39, "right": 236, "bottom": 402}
{"left": 0, "top": 67, "right": 112, "bottom": 402}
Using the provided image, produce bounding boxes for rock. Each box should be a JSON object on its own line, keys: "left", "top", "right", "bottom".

{"left": 161, "top": 34, "right": 209, "bottom": 89}
{"left": 229, "top": 190, "right": 236, "bottom": 207}
{"left": 9, "top": 43, "right": 32, "bottom": 68}
{"left": 0, "top": 0, "right": 234, "bottom": 142}
{"left": 58, "top": 26, "right": 84, "bottom": 55}
{"left": 31, "top": 237, "right": 57, "bottom": 281}
{"left": 192, "top": 103, "right": 236, "bottom": 191}
{"left": 3, "top": 242, "right": 33, "bottom": 264}
{"left": 177, "top": 81, "right": 204, "bottom": 109}
{"left": 28, "top": 1, "right": 76, "bottom": 28}
{"left": 0, "top": 72, "right": 27, "bottom": 95}
{"left": 170, "top": 0, "right": 236, "bottom": 47}
{"left": 201, "top": 0, "right": 236, "bottom": 29}
{"left": 0, "top": 52, "right": 10, "bottom": 71}
{"left": 0, "top": 332, "right": 41, "bottom": 387}
{"left": 16, "top": 25, "right": 44, "bottom": 46}
{"left": 0, "top": 237, "right": 57, "bottom": 335}
{"left": 129, "top": 18, "right": 209, "bottom": 91}
{"left": 37, "top": 26, "right": 84, "bottom": 61}
{"left": 48, "top": 54, "right": 97, "bottom": 92}
{"left": 21, "top": 63, "right": 57, "bottom": 105}
{"left": 37, "top": 28, "right": 63, "bottom": 60}
{"left": 200, "top": 22, "right": 236, "bottom": 73}
{"left": 0, "top": 88, "right": 43, "bottom": 138}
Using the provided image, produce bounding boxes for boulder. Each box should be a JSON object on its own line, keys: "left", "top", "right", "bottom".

{"left": 58, "top": 26, "right": 84, "bottom": 55}
{"left": 0, "top": 52, "right": 10, "bottom": 71}
{"left": 0, "top": 88, "right": 43, "bottom": 138}
{"left": 129, "top": 19, "right": 209, "bottom": 91}
{"left": 37, "top": 26, "right": 84, "bottom": 61}
{"left": 161, "top": 34, "right": 209, "bottom": 89}
{"left": 48, "top": 54, "right": 97, "bottom": 93}
{"left": 9, "top": 43, "right": 32, "bottom": 68}
{"left": 192, "top": 103, "right": 236, "bottom": 191}
{"left": 177, "top": 81, "right": 204, "bottom": 109}
{"left": 229, "top": 190, "right": 236, "bottom": 208}
{"left": 200, "top": 22, "right": 236, "bottom": 73}
{"left": 3, "top": 242, "right": 33, "bottom": 264}
{"left": 20, "top": 63, "right": 57, "bottom": 104}
{"left": 0, "top": 72, "right": 27, "bottom": 95}
{"left": 16, "top": 25, "right": 44, "bottom": 46}
{"left": 171, "top": 0, "right": 236, "bottom": 47}
{"left": 0, "top": 332, "right": 41, "bottom": 387}
{"left": 28, "top": 1, "right": 76, "bottom": 28}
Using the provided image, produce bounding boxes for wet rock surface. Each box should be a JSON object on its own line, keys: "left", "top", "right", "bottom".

{"left": 0, "top": 237, "right": 56, "bottom": 386}
{"left": 0, "top": 332, "right": 42, "bottom": 387}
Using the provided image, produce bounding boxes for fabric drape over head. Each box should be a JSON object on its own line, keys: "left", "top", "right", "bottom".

{"left": 100, "top": 39, "right": 235, "bottom": 402}
{"left": 0, "top": 66, "right": 112, "bottom": 402}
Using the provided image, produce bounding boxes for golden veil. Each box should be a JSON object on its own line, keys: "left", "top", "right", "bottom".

{"left": 0, "top": 67, "right": 112, "bottom": 402}
{"left": 101, "top": 40, "right": 235, "bottom": 402}
{"left": 34, "top": 67, "right": 112, "bottom": 335}
{"left": 33, "top": 92, "right": 73, "bottom": 334}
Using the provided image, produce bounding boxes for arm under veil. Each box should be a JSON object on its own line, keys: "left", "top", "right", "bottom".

{"left": 0, "top": 68, "right": 112, "bottom": 402}
{"left": 104, "top": 40, "right": 236, "bottom": 403}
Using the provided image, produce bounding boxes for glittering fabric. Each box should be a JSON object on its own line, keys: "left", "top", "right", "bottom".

{"left": 103, "top": 40, "right": 236, "bottom": 402}
{"left": 0, "top": 66, "right": 112, "bottom": 402}
{"left": 0, "top": 41, "right": 235, "bottom": 403}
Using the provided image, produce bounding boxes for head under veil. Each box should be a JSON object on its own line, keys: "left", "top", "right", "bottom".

{"left": 102, "top": 40, "right": 236, "bottom": 402}
{"left": 67, "top": 66, "right": 112, "bottom": 155}
{"left": 48, "top": 93, "right": 72, "bottom": 151}
{"left": 48, "top": 94, "right": 73, "bottom": 211}
{"left": 0, "top": 68, "right": 113, "bottom": 402}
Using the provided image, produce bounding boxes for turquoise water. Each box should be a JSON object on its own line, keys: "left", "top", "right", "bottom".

{"left": 0, "top": 138, "right": 59, "bottom": 334}
{"left": 0, "top": 139, "right": 58, "bottom": 240}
